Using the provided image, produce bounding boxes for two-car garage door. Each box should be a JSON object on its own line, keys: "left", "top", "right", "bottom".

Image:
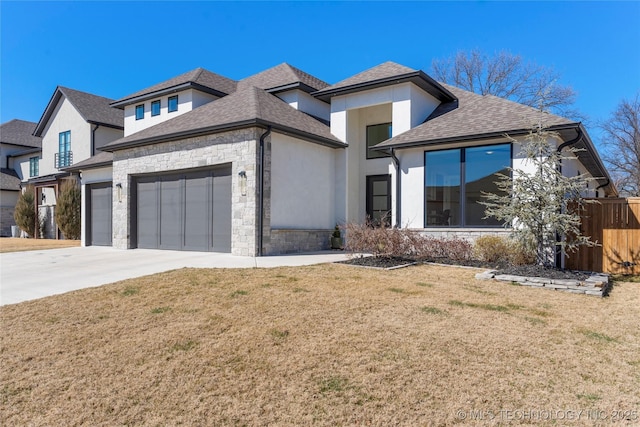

{"left": 134, "top": 166, "right": 232, "bottom": 252}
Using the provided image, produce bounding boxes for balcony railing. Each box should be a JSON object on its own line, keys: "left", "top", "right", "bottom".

{"left": 55, "top": 151, "right": 73, "bottom": 169}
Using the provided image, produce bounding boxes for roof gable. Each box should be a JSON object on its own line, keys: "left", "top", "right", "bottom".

{"left": 0, "top": 119, "right": 42, "bottom": 148}
{"left": 312, "top": 61, "right": 455, "bottom": 102}
{"left": 34, "top": 87, "right": 124, "bottom": 136}
{"left": 0, "top": 168, "right": 21, "bottom": 191}
{"left": 238, "top": 63, "right": 329, "bottom": 93}
{"left": 103, "top": 86, "right": 344, "bottom": 151}
{"left": 111, "top": 68, "right": 237, "bottom": 107}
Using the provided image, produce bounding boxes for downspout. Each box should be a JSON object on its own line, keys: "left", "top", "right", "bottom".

{"left": 91, "top": 124, "right": 100, "bottom": 156}
{"left": 257, "top": 126, "right": 271, "bottom": 257}
{"left": 555, "top": 128, "right": 583, "bottom": 267}
{"left": 595, "top": 179, "right": 611, "bottom": 197}
{"left": 389, "top": 148, "right": 401, "bottom": 228}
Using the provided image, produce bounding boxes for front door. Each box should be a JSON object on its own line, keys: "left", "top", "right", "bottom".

{"left": 366, "top": 174, "right": 391, "bottom": 227}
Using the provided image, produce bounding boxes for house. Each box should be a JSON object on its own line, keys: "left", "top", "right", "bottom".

{"left": 0, "top": 119, "right": 42, "bottom": 236}
{"left": 24, "top": 86, "right": 124, "bottom": 238}
{"left": 65, "top": 61, "right": 615, "bottom": 256}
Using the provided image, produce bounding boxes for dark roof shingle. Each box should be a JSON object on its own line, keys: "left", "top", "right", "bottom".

{"left": 34, "top": 87, "right": 124, "bottom": 136}
{"left": 238, "top": 63, "right": 329, "bottom": 93}
{"left": 0, "top": 168, "right": 21, "bottom": 191}
{"left": 63, "top": 150, "right": 113, "bottom": 171}
{"left": 103, "top": 86, "right": 344, "bottom": 151}
{"left": 0, "top": 119, "right": 42, "bottom": 148}
{"left": 375, "top": 83, "right": 576, "bottom": 149}
{"left": 316, "top": 61, "right": 417, "bottom": 93}
{"left": 111, "top": 68, "right": 237, "bottom": 107}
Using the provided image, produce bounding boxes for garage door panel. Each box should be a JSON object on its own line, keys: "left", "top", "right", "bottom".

{"left": 212, "top": 171, "right": 232, "bottom": 252}
{"left": 137, "top": 178, "right": 158, "bottom": 249}
{"left": 135, "top": 165, "right": 232, "bottom": 253}
{"left": 89, "top": 183, "right": 112, "bottom": 246}
{"left": 184, "top": 172, "right": 210, "bottom": 251}
{"left": 159, "top": 176, "right": 182, "bottom": 250}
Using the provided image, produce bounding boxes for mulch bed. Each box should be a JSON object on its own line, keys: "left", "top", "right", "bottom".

{"left": 338, "top": 255, "right": 591, "bottom": 280}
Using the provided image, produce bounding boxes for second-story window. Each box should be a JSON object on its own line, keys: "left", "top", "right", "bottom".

{"left": 29, "top": 156, "right": 39, "bottom": 177}
{"left": 57, "top": 130, "right": 72, "bottom": 168}
{"left": 366, "top": 123, "right": 392, "bottom": 159}
{"left": 135, "top": 104, "right": 145, "bottom": 120}
{"left": 151, "top": 100, "right": 161, "bottom": 116}
{"left": 168, "top": 95, "right": 178, "bottom": 113}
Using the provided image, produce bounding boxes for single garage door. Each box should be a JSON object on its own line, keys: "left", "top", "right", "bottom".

{"left": 135, "top": 166, "right": 232, "bottom": 252}
{"left": 88, "top": 182, "right": 112, "bottom": 246}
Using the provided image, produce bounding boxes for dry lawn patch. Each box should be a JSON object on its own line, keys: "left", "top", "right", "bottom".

{"left": 1, "top": 264, "right": 639, "bottom": 426}
{"left": 0, "top": 237, "right": 80, "bottom": 253}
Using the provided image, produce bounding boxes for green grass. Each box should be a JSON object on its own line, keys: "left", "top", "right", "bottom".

{"left": 122, "top": 286, "right": 139, "bottom": 296}
{"left": 319, "top": 376, "right": 349, "bottom": 394}
{"left": 230, "top": 290, "right": 248, "bottom": 298}
{"left": 448, "top": 300, "right": 512, "bottom": 312}
{"left": 416, "top": 282, "right": 434, "bottom": 288}
{"left": 579, "top": 329, "right": 618, "bottom": 343}
{"left": 150, "top": 306, "right": 171, "bottom": 314}
{"left": 388, "top": 287, "right": 405, "bottom": 293}
{"left": 577, "top": 393, "right": 601, "bottom": 402}
{"left": 421, "top": 306, "right": 445, "bottom": 315}
{"left": 170, "top": 340, "right": 198, "bottom": 352}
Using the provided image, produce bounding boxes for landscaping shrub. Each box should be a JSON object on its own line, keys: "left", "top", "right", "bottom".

{"left": 343, "top": 222, "right": 472, "bottom": 261}
{"left": 473, "top": 235, "right": 511, "bottom": 263}
{"left": 55, "top": 179, "right": 81, "bottom": 240}
{"left": 13, "top": 185, "right": 36, "bottom": 237}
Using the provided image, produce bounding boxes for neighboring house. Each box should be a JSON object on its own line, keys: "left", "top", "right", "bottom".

{"left": 25, "top": 86, "right": 124, "bottom": 238}
{"left": 0, "top": 119, "right": 42, "bottom": 236}
{"left": 67, "top": 61, "right": 615, "bottom": 257}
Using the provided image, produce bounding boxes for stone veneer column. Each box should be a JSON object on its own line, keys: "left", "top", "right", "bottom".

{"left": 111, "top": 128, "right": 261, "bottom": 256}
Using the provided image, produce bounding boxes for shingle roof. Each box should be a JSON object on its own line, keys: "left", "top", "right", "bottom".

{"left": 0, "top": 119, "right": 42, "bottom": 148}
{"left": 238, "top": 63, "right": 329, "bottom": 93}
{"left": 63, "top": 150, "right": 113, "bottom": 171}
{"left": 111, "top": 68, "right": 237, "bottom": 107}
{"left": 374, "top": 84, "right": 576, "bottom": 149}
{"left": 317, "top": 61, "right": 417, "bottom": 93}
{"left": 312, "top": 61, "right": 455, "bottom": 102}
{"left": 34, "top": 87, "right": 124, "bottom": 136}
{"left": 0, "top": 168, "right": 21, "bottom": 191}
{"left": 103, "top": 86, "right": 345, "bottom": 151}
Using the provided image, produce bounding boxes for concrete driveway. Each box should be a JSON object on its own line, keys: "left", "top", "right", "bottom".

{"left": 0, "top": 246, "right": 349, "bottom": 306}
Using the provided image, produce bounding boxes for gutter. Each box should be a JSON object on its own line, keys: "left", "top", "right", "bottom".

{"left": 257, "top": 126, "right": 271, "bottom": 257}
{"left": 389, "top": 148, "right": 401, "bottom": 228}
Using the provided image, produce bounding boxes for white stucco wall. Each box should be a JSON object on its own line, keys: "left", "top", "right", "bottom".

{"left": 94, "top": 126, "right": 124, "bottom": 152}
{"left": 39, "top": 97, "right": 91, "bottom": 177}
{"left": 10, "top": 153, "right": 37, "bottom": 182}
{"left": 123, "top": 89, "right": 219, "bottom": 136}
{"left": 276, "top": 90, "right": 330, "bottom": 121}
{"left": 79, "top": 166, "right": 113, "bottom": 246}
{"left": 270, "top": 133, "right": 336, "bottom": 229}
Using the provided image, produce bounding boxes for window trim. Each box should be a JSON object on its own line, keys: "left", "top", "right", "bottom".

{"left": 366, "top": 122, "right": 392, "bottom": 160}
{"left": 423, "top": 142, "right": 512, "bottom": 228}
{"left": 29, "top": 156, "right": 39, "bottom": 177}
{"left": 135, "top": 104, "right": 145, "bottom": 120}
{"left": 168, "top": 95, "right": 178, "bottom": 113}
{"left": 151, "top": 100, "right": 161, "bottom": 117}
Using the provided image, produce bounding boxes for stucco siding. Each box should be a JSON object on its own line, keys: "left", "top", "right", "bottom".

{"left": 270, "top": 133, "right": 336, "bottom": 229}
{"left": 94, "top": 126, "right": 124, "bottom": 152}
{"left": 39, "top": 97, "right": 90, "bottom": 176}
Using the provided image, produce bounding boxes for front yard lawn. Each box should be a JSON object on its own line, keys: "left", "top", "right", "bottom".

{"left": 1, "top": 264, "right": 638, "bottom": 425}
{"left": 0, "top": 237, "right": 80, "bottom": 253}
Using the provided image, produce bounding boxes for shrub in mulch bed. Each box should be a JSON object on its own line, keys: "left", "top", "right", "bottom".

{"left": 338, "top": 223, "right": 592, "bottom": 280}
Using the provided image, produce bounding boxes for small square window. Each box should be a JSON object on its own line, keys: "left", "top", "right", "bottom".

{"left": 151, "top": 100, "right": 161, "bottom": 116}
{"left": 168, "top": 95, "right": 178, "bottom": 113}
{"left": 135, "top": 104, "right": 144, "bottom": 120}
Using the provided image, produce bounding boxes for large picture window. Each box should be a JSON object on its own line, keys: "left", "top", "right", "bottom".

{"left": 425, "top": 143, "right": 511, "bottom": 227}
{"left": 366, "top": 123, "right": 391, "bottom": 159}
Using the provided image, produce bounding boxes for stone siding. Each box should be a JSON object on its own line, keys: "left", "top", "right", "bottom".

{"left": 264, "top": 229, "right": 332, "bottom": 255}
{"left": 0, "top": 206, "right": 16, "bottom": 237}
{"left": 414, "top": 228, "right": 512, "bottom": 242}
{"left": 112, "top": 128, "right": 261, "bottom": 256}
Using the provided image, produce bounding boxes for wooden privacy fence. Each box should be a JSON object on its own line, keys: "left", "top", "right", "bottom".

{"left": 566, "top": 198, "right": 640, "bottom": 274}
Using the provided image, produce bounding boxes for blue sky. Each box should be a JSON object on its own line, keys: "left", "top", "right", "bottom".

{"left": 1, "top": 1, "right": 639, "bottom": 148}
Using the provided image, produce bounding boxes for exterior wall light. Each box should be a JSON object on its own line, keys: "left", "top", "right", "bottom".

{"left": 115, "top": 183, "right": 122, "bottom": 203}
{"left": 238, "top": 171, "right": 247, "bottom": 196}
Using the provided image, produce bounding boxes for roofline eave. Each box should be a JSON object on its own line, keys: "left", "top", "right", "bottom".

{"left": 110, "top": 82, "right": 230, "bottom": 108}
{"left": 311, "top": 71, "right": 457, "bottom": 103}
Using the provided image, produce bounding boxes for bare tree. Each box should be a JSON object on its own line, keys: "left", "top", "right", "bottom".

{"left": 431, "top": 49, "right": 580, "bottom": 119}
{"left": 600, "top": 94, "right": 640, "bottom": 196}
